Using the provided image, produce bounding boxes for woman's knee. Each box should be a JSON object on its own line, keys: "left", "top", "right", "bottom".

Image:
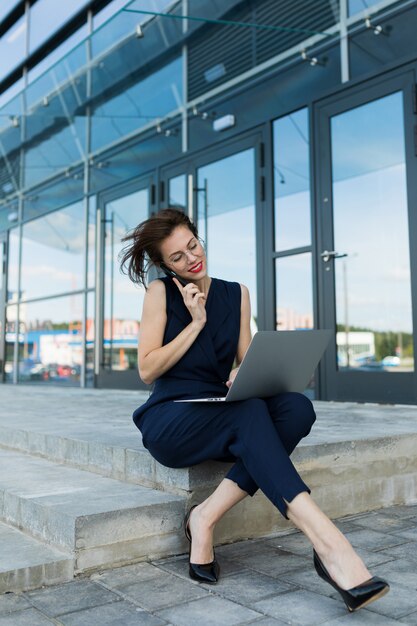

{"left": 285, "top": 392, "right": 316, "bottom": 433}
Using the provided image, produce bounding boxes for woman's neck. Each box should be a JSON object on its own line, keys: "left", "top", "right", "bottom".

{"left": 192, "top": 275, "right": 212, "bottom": 297}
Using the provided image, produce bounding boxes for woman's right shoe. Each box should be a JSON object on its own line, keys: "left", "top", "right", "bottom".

{"left": 313, "top": 549, "right": 390, "bottom": 612}
{"left": 184, "top": 505, "right": 220, "bottom": 584}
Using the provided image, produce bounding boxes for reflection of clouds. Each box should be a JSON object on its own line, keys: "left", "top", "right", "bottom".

{"left": 22, "top": 265, "right": 79, "bottom": 282}
{"left": 275, "top": 191, "right": 311, "bottom": 250}
{"left": 22, "top": 203, "right": 84, "bottom": 253}
{"left": 333, "top": 161, "right": 412, "bottom": 333}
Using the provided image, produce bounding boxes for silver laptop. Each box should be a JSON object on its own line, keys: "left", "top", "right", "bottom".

{"left": 175, "top": 329, "right": 332, "bottom": 403}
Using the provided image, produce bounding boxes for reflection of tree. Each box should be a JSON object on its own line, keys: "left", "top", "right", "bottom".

{"left": 336, "top": 324, "right": 413, "bottom": 360}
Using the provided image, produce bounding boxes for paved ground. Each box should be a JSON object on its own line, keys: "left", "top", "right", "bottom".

{"left": 1, "top": 503, "right": 417, "bottom": 626}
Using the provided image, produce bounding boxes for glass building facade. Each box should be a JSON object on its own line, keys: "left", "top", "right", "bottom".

{"left": 0, "top": 0, "right": 417, "bottom": 403}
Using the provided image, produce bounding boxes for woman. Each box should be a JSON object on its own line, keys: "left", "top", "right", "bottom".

{"left": 120, "top": 208, "right": 389, "bottom": 612}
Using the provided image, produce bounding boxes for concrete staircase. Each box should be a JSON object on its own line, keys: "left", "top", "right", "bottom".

{"left": 1, "top": 385, "right": 417, "bottom": 594}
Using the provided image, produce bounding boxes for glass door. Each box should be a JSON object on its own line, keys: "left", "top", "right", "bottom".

{"left": 97, "top": 177, "right": 153, "bottom": 389}
{"left": 316, "top": 72, "right": 417, "bottom": 402}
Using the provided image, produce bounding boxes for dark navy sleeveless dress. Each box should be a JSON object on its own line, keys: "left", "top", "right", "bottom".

{"left": 132, "top": 276, "right": 315, "bottom": 518}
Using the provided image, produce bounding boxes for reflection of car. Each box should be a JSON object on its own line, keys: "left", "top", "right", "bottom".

{"left": 358, "top": 356, "right": 384, "bottom": 371}
{"left": 382, "top": 356, "right": 400, "bottom": 367}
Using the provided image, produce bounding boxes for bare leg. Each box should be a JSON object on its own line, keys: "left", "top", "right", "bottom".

{"left": 190, "top": 480, "right": 372, "bottom": 592}
{"left": 188, "top": 478, "right": 248, "bottom": 564}
{"left": 286, "top": 492, "right": 371, "bottom": 590}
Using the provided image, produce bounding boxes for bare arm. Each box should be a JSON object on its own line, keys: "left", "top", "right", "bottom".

{"left": 138, "top": 278, "right": 206, "bottom": 385}
{"left": 226, "top": 284, "right": 252, "bottom": 387}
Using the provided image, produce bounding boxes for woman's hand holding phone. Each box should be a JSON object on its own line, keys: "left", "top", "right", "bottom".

{"left": 172, "top": 277, "right": 207, "bottom": 328}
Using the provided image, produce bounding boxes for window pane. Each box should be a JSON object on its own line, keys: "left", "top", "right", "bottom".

{"left": 0, "top": 16, "right": 27, "bottom": 82}
{"left": 331, "top": 91, "right": 413, "bottom": 372}
{"left": 275, "top": 254, "right": 314, "bottom": 331}
{"left": 86, "top": 291, "right": 95, "bottom": 387}
{"left": 4, "top": 304, "right": 17, "bottom": 382}
{"left": 7, "top": 228, "right": 20, "bottom": 302}
{"left": 103, "top": 189, "right": 148, "bottom": 371}
{"left": 0, "top": 1, "right": 21, "bottom": 22}
{"left": 274, "top": 108, "right": 311, "bottom": 252}
{"left": 90, "top": 56, "right": 183, "bottom": 153}
{"left": 197, "top": 149, "right": 257, "bottom": 321}
{"left": 17, "top": 294, "right": 83, "bottom": 385}
{"left": 21, "top": 202, "right": 85, "bottom": 301}
{"left": 348, "top": 0, "right": 382, "bottom": 16}
{"left": 87, "top": 196, "right": 96, "bottom": 290}
{"left": 29, "top": 0, "right": 89, "bottom": 53}
{"left": 27, "top": 25, "right": 88, "bottom": 84}
{"left": 169, "top": 175, "right": 187, "bottom": 209}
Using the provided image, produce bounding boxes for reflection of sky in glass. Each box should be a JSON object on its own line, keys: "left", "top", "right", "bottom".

{"left": 169, "top": 175, "right": 187, "bottom": 208}
{"left": 274, "top": 108, "right": 310, "bottom": 251}
{"left": 276, "top": 254, "right": 313, "bottom": 330}
{"left": 331, "top": 91, "right": 412, "bottom": 334}
{"left": 20, "top": 202, "right": 85, "bottom": 300}
{"left": 197, "top": 150, "right": 257, "bottom": 318}
{"left": 348, "top": 0, "right": 381, "bottom": 17}
{"left": 29, "top": 0, "right": 90, "bottom": 53}
{"left": 6, "top": 229, "right": 20, "bottom": 301}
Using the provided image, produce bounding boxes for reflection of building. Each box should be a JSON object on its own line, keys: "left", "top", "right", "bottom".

{"left": 277, "top": 308, "right": 313, "bottom": 331}
{"left": 1, "top": 0, "right": 417, "bottom": 403}
{"left": 337, "top": 332, "right": 375, "bottom": 367}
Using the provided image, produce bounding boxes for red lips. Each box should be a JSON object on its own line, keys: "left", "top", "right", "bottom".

{"left": 189, "top": 261, "right": 203, "bottom": 273}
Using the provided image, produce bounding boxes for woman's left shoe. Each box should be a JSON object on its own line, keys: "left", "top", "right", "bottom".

{"left": 184, "top": 505, "right": 220, "bottom": 584}
{"left": 313, "top": 549, "right": 390, "bottom": 612}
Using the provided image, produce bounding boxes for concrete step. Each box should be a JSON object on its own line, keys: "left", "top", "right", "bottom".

{"left": 0, "top": 520, "right": 73, "bottom": 594}
{"left": 0, "top": 448, "right": 187, "bottom": 576}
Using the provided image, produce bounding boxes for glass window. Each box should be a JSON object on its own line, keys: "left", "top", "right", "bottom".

{"left": 348, "top": 0, "right": 382, "bottom": 17}
{"left": 168, "top": 175, "right": 187, "bottom": 209}
{"left": 103, "top": 188, "right": 148, "bottom": 371}
{"left": 331, "top": 91, "right": 413, "bottom": 372}
{"left": 275, "top": 254, "right": 314, "bottom": 331}
{"left": 86, "top": 290, "right": 95, "bottom": 387}
{"left": 4, "top": 304, "right": 17, "bottom": 382}
{"left": 7, "top": 228, "right": 20, "bottom": 303}
{"left": 87, "top": 196, "right": 96, "bottom": 290}
{"left": 0, "top": 77, "right": 24, "bottom": 110}
{"left": 27, "top": 25, "right": 88, "bottom": 84}
{"left": 0, "top": 16, "right": 27, "bottom": 82}
{"left": 20, "top": 202, "right": 85, "bottom": 301}
{"left": 273, "top": 108, "right": 311, "bottom": 252}
{"left": 17, "top": 294, "right": 83, "bottom": 385}
{"left": 0, "top": 1, "right": 22, "bottom": 22}
{"left": 29, "top": 0, "right": 89, "bottom": 53}
{"left": 90, "top": 56, "right": 183, "bottom": 153}
{"left": 197, "top": 149, "right": 257, "bottom": 321}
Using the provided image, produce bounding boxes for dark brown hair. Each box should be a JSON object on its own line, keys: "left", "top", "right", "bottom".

{"left": 119, "top": 208, "right": 198, "bottom": 288}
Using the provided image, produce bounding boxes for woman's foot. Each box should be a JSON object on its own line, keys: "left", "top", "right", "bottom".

{"left": 186, "top": 503, "right": 215, "bottom": 564}
{"left": 314, "top": 536, "right": 372, "bottom": 590}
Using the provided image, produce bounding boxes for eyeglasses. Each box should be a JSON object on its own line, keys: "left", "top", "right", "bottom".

{"left": 167, "top": 238, "right": 204, "bottom": 268}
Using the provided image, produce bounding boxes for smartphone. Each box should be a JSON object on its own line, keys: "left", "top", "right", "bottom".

{"left": 160, "top": 263, "right": 189, "bottom": 287}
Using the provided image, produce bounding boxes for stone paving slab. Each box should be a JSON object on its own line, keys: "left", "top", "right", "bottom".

{"left": 1, "top": 504, "right": 417, "bottom": 625}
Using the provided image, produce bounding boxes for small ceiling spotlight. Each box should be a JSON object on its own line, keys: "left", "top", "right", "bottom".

{"left": 10, "top": 116, "right": 19, "bottom": 128}
{"left": 364, "top": 17, "right": 386, "bottom": 35}
{"left": 301, "top": 50, "right": 326, "bottom": 67}
{"left": 42, "top": 96, "right": 49, "bottom": 107}
{"left": 164, "top": 128, "right": 179, "bottom": 137}
{"left": 192, "top": 106, "right": 215, "bottom": 121}
{"left": 135, "top": 24, "right": 144, "bottom": 38}
{"left": 156, "top": 123, "right": 162, "bottom": 133}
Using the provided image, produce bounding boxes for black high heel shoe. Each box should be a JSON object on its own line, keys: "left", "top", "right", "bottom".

{"left": 313, "top": 549, "right": 390, "bottom": 612}
{"left": 184, "top": 505, "right": 220, "bottom": 584}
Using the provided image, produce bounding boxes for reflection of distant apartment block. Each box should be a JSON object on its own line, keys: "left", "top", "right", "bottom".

{"left": 277, "top": 307, "right": 313, "bottom": 330}
{"left": 103, "top": 319, "right": 139, "bottom": 340}
{"left": 337, "top": 331, "right": 375, "bottom": 366}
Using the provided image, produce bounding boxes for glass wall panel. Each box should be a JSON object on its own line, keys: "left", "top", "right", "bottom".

{"left": 103, "top": 189, "right": 148, "bottom": 371}
{"left": 86, "top": 290, "right": 95, "bottom": 387}
{"left": 0, "top": 1, "right": 22, "bottom": 22}
{"left": 0, "top": 202, "right": 18, "bottom": 232}
{"left": 6, "top": 227, "right": 19, "bottom": 302}
{"left": 348, "top": 0, "right": 382, "bottom": 16}
{"left": 0, "top": 91, "right": 23, "bottom": 202}
{"left": 168, "top": 174, "right": 186, "bottom": 209}
{"left": 0, "top": 76, "right": 24, "bottom": 109}
{"left": 90, "top": 56, "right": 183, "bottom": 153}
{"left": 273, "top": 108, "right": 311, "bottom": 252}
{"left": 275, "top": 254, "right": 314, "bottom": 330}
{"left": 17, "top": 294, "right": 83, "bottom": 385}
{"left": 4, "top": 304, "right": 17, "bottom": 382}
{"left": 331, "top": 91, "right": 413, "bottom": 372}
{"left": 87, "top": 196, "right": 97, "bottom": 289}
{"left": 29, "top": 0, "right": 89, "bottom": 53}
{"left": 20, "top": 202, "right": 85, "bottom": 301}
{"left": 197, "top": 149, "right": 257, "bottom": 321}
{"left": 0, "top": 16, "right": 27, "bottom": 82}
{"left": 27, "top": 25, "right": 88, "bottom": 84}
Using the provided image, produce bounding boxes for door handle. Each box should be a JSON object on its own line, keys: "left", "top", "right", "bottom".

{"left": 320, "top": 250, "right": 348, "bottom": 262}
